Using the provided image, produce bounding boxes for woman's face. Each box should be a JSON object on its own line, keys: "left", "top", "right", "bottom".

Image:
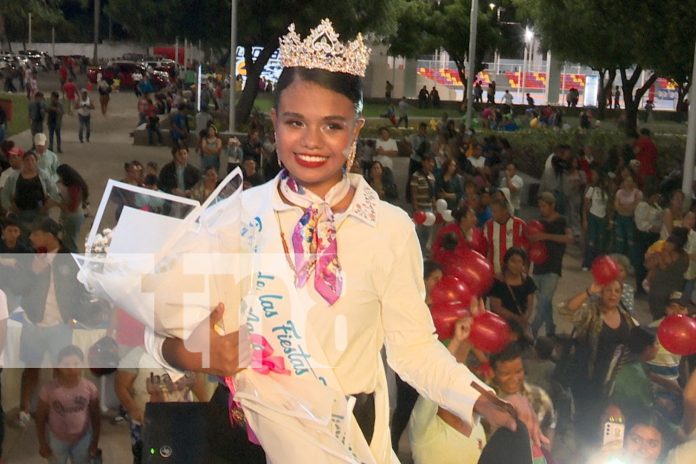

{"left": 424, "top": 269, "right": 443, "bottom": 297}
{"left": 23, "top": 155, "right": 37, "bottom": 171}
{"left": 447, "top": 161, "right": 457, "bottom": 175}
{"left": 625, "top": 424, "right": 663, "bottom": 464}
{"left": 207, "top": 127, "right": 216, "bottom": 138}
{"left": 623, "top": 174, "right": 635, "bottom": 190}
{"left": 685, "top": 212, "right": 696, "bottom": 229}
{"left": 379, "top": 129, "right": 390, "bottom": 141}
{"left": 506, "top": 254, "right": 526, "bottom": 275}
{"left": 672, "top": 191, "right": 685, "bottom": 209}
{"left": 461, "top": 208, "right": 477, "bottom": 230}
{"left": 205, "top": 168, "right": 218, "bottom": 184}
{"left": 370, "top": 162, "right": 383, "bottom": 178}
{"left": 601, "top": 280, "right": 623, "bottom": 308}
{"left": 271, "top": 80, "right": 364, "bottom": 196}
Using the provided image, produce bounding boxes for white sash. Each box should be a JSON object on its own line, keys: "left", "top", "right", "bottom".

{"left": 231, "top": 179, "right": 397, "bottom": 464}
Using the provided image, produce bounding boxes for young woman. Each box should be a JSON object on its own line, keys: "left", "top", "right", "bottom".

{"left": 661, "top": 190, "right": 685, "bottom": 239}
{"left": 190, "top": 166, "right": 219, "bottom": 204}
{"left": 54, "top": 164, "right": 89, "bottom": 253}
{"left": 613, "top": 171, "right": 643, "bottom": 270}
{"left": 201, "top": 125, "right": 223, "bottom": 173}
{"left": 431, "top": 206, "right": 487, "bottom": 263}
{"left": 436, "top": 158, "right": 463, "bottom": 211}
{"left": 582, "top": 167, "right": 610, "bottom": 269}
{"left": 646, "top": 228, "right": 689, "bottom": 320}
{"left": 366, "top": 160, "right": 398, "bottom": 204}
{"left": 488, "top": 247, "right": 536, "bottom": 334}
{"left": 144, "top": 20, "right": 516, "bottom": 464}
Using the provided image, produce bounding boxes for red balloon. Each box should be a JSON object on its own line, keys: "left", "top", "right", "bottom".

{"left": 431, "top": 276, "right": 474, "bottom": 307}
{"left": 435, "top": 213, "right": 445, "bottom": 225}
{"left": 592, "top": 255, "right": 621, "bottom": 286}
{"left": 527, "top": 220, "right": 545, "bottom": 236}
{"left": 469, "top": 312, "right": 511, "bottom": 354}
{"left": 445, "top": 249, "right": 494, "bottom": 296}
{"left": 529, "top": 242, "right": 549, "bottom": 265}
{"left": 413, "top": 210, "right": 427, "bottom": 225}
{"left": 430, "top": 301, "right": 471, "bottom": 340}
{"left": 658, "top": 315, "right": 696, "bottom": 356}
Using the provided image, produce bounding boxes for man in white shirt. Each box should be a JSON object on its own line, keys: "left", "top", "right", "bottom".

{"left": 375, "top": 127, "right": 398, "bottom": 170}
{"left": 501, "top": 90, "right": 514, "bottom": 107}
{"left": 32, "top": 133, "right": 59, "bottom": 183}
{"left": 500, "top": 162, "right": 524, "bottom": 215}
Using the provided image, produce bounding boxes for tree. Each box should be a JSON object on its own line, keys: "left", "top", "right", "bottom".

{"left": 519, "top": 0, "right": 695, "bottom": 135}
{"left": 108, "top": 0, "right": 397, "bottom": 125}
{"left": 0, "top": 1, "right": 64, "bottom": 51}
{"left": 387, "top": 0, "right": 505, "bottom": 102}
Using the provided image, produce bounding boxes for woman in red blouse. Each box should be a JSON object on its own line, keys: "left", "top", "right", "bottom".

{"left": 431, "top": 206, "right": 487, "bottom": 263}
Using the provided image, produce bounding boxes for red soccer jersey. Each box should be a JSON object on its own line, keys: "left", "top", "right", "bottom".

{"left": 484, "top": 216, "right": 528, "bottom": 274}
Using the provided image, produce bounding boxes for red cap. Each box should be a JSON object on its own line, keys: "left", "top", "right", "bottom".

{"left": 7, "top": 147, "right": 23, "bottom": 158}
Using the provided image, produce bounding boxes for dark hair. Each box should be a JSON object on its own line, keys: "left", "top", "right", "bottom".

{"left": 1, "top": 215, "right": 20, "bottom": 231}
{"left": 56, "top": 164, "right": 89, "bottom": 203}
{"left": 503, "top": 247, "right": 528, "bottom": 267}
{"left": 441, "top": 232, "right": 460, "bottom": 251}
{"left": 490, "top": 342, "right": 522, "bottom": 369}
{"left": 23, "top": 150, "right": 37, "bottom": 160}
{"left": 144, "top": 174, "right": 158, "bottom": 186}
{"left": 204, "top": 165, "right": 218, "bottom": 174}
{"left": 640, "top": 128, "right": 651, "bottom": 136}
{"left": 667, "top": 227, "right": 689, "bottom": 250}
{"left": 441, "top": 158, "right": 456, "bottom": 174}
{"left": 0, "top": 140, "right": 13, "bottom": 155}
{"left": 57, "top": 344, "right": 84, "bottom": 363}
{"left": 273, "top": 67, "right": 363, "bottom": 114}
{"left": 171, "top": 145, "right": 188, "bottom": 156}
{"left": 452, "top": 206, "right": 474, "bottom": 223}
{"left": 146, "top": 161, "right": 158, "bottom": 171}
{"left": 624, "top": 409, "right": 672, "bottom": 459}
{"left": 627, "top": 326, "right": 656, "bottom": 355}
{"left": 534, "top": 336, "right": 555, "bottom": 360}
{"left": 423, "top": 260, "right": 442, "bottom": 280}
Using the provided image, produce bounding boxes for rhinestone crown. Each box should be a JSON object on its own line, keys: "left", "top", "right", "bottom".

{"left": 279, "top": 19, "right": 371, "bottom": 77}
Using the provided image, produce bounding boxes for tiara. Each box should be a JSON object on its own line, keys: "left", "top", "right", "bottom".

{"left": 279, "top": 19, "right": 371, "bottom": 77}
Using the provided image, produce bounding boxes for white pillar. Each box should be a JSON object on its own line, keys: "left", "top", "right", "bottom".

{"left": 28, "top": 13, "right": 32, "bottom": 46}
{"left": 51, "top": 27, "right": 55, "bottom": 57}
{"left": 465, "top": 0, "right": 479, "bottom": 131}
{"left": 175, "top": 37, "right": 179, "bottom": 66}
{"left": 681, "top": 40, "right": 696, "bottom": 207}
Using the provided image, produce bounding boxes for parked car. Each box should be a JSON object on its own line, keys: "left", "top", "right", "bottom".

{"left": 88, "top": 61, "right": 169, "bottom": 89}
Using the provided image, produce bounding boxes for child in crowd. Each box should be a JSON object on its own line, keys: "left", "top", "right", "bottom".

{"left": 134, "top": 174, "right": 166, "bottom": 213}
{"left": 145, "top": 161, "right": 159, "bottom": 177}
{"left": 647, "top": 292, "right": 689, "bottom": 422}
{"left": 36, "top": 345, "right": 101, "bottom": 464}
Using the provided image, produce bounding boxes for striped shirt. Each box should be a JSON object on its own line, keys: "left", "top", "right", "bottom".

{"left": 484, "top": 216, "right": 528, "bottom": 274}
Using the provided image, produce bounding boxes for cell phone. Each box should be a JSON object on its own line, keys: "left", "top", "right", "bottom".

{"left": 602, "top": 420, "right": 625, "bottom": 451}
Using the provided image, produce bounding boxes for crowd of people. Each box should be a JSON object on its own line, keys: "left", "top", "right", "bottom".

{"left": 1, "top": 46, "right": 696, "bottom": 464}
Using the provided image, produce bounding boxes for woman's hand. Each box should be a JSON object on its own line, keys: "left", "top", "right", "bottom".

{"left": 162, "top": 303, "right": 244, "bottom": 376}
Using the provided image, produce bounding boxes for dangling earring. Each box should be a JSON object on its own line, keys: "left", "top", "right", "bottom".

{"left": 345, "top": 142, "right": 357, "bottom": 172}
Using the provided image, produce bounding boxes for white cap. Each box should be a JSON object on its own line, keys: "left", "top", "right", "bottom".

{"left": 33, "top": 133, "right": 47, "bottom": 146}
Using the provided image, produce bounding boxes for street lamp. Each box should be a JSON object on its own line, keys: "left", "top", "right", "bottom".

{"left": 521, "top": 27, "right": 534, "bottom": 103}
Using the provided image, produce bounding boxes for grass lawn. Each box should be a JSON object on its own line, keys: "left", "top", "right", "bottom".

{"left": 0, "top": 92, "right": 30, "bottom": 136}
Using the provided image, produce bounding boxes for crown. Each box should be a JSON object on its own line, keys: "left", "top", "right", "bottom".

{"left": 279, "top": 19, "right": 371, "bottom": 77}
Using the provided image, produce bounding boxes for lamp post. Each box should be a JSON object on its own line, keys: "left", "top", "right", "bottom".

{"left": 681, "top": 40, "right": 696, "bottom": 208}
{"left": 521, "top": 27, "right": 533, "bottom": 103}
{"left": 465, "top": 0, "right": 479, "bottom": 131}
{"left": 228, "top": 0, "right": 238, "bottom": 133}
